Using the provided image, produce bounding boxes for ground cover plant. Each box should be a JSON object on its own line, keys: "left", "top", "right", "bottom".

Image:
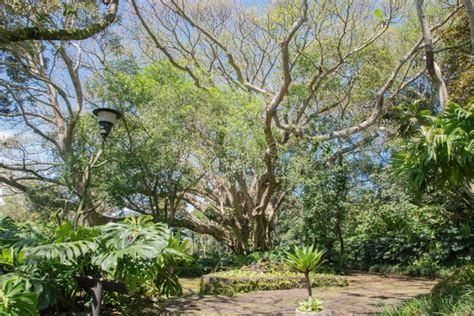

{"left": 200, "top": 269, "right": 348, "bottom": 296}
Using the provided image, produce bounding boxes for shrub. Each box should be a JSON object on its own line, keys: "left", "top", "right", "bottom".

{"left": 200, "top": 270, "right": 348, "bottom": 295}
{"left": 345, "top": 202, "right": 473, "bottom": 276}
{"left": 0, "top": 274, "right": 39, "bottom": 316}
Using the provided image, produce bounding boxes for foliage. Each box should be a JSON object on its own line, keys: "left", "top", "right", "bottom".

{"left": 297, "top": 297, "right": 324, "bottom": 312}
{"left": 0, "top": 0, "right": 116, "bottom": 43}
{"left": 200, "top": 270, "right": 348, "bottom": 296}
{"left": 0, "top": 273, "right": 38, "bottom": 316}
{"left": 285, "top": 245, "right": 325, "bottom": 297}
{"left": 26, "top": 240, "right": 98, "bottom": 263}
{"left": 393, "top": 101, "right": 473, "bottom": 197}
{"left": 277, "top": 133, "right": 473, "bottom": 277}
{"left": 285, "top": 245, "right": 326, "bottom": 275}
{"left": 381, "top": 264, "right": 474, "bottom": 315}
{"left": 282, "top": 162, "right": 350, "bottom": 267}
{"left": 0, "top": 215, "right": 187, "bottom": 313}
{"left": 439, "top": 12, "right": 473, "bottom": 105}
{"left": 345, "top": 200, "right": 473, "bottom": 276}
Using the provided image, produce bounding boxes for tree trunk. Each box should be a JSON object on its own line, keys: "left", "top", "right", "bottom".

{"left": 462, "top": 0, "right": 474, "bottom": 53}
{"left": 252, "top": 214, "right": 269, "bottom": 252}
{"left": 416, "top": 0, "right": 449, "bottom": 109}
{"left": 304, "top": 272, "right": 312, "bottom": 297}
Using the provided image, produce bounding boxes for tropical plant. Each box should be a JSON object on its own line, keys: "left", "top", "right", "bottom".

{"left": 297, "top": 297, "right": 324, "bottom": 312}
{"left": 26, "top": 241, "right": 98, "bottom": 263}
{"left": 393, "top": 101, "right": 474, "bottom": 199}
{"left": 92, "top": 215, "right": 182, "bottom": 294}
{"left": 0, "top": 274, "right": 38, "bottom": 316}
{"left": 0, "top": 215, "right": 187, "bottom": 313}
{"left": 285, "top": 245, "right": 325, "bottom": 297}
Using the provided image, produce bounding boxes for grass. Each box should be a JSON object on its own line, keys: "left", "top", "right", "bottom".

{"left": 380, "top": 264, "right": 474, "bottom": 315}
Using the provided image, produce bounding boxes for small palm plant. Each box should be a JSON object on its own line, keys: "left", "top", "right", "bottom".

{"left": 284, "top": 245, "right": 325, "bottom": 297}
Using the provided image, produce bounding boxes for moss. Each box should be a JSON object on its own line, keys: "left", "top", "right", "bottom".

{"left": 200, "top": 271, "right": 348, "bottom": 295}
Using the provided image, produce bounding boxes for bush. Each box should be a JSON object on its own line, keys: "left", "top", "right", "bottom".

{"left": 381, "top": 264, "right": 474, "bottom": 315}
{"left": 345, "top": 202, "right": 473, "bottom": 276}
{"left": 200, "top": 270, "right": 348, "bottom": 295}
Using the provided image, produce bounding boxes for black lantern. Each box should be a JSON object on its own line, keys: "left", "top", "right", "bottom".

{"left": 92, "top": 108, "right": 122, "bottom": 141}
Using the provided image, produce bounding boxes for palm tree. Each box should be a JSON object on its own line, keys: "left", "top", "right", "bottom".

{"left": 285, "top": 245, "right": 325, "bottom": 297}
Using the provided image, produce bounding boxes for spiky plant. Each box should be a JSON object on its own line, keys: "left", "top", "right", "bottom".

{"left": 284, "top": 245, "right": 325, "bottom": 297}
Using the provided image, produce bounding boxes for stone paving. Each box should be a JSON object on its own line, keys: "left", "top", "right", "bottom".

{"left": 164, "top": 273, "right": 437, "bottom": 315}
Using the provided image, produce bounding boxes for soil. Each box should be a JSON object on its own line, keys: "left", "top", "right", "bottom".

{"left": 163, "top": 273, "right": 437, "bottom": 315}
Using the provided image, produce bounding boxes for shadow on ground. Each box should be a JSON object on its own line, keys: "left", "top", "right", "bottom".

{"left": 164, "top": 273, "right": 437, "bottom": 315}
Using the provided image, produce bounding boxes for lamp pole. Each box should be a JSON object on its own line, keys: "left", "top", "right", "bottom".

{"left": 73, "top": 108, "right": 122, "bottom": 228}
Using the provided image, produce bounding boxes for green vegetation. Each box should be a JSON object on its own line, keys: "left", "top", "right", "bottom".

{"left": 381, "top": 264, "right": 474, "bottom": 315}
{"left": 298, "top": 297, "right": 325, "bottom": 313}
{"left": 394, "top": 101, "right": 473, "bottom": 197}
{"left": 0, "top": 274, "right": 38, "bottom": 316}
{"left": 0, "top": 0, "right": 473, "bottom": 314}
{"left": 285, "top": 245, "right": 325, "bottom": 297}
{"left": 200, "top": 270, "right": 347, "bottom": 296}
{"left": 0, "top": 215, "right": 186, "bottom": 313}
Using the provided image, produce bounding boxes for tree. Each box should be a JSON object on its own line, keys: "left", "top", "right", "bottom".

{"left": 1, "top": 1, "right": 466, "bottom": 254}
{"left": 88, "top": 61, "right": 269, "bottom": 252}
{"left": 0, "top": 21, "right": 114, "bottom": 225}
{"left": 0, "top": 0, "right": 119, "bottom": 44}
{"left": 439, "top": 11, "right": 473, "bottom": 104}
{"left": 416, "top": 0, "right": 449, "bottom": 109}
{"left": 120, "top": 0, "right": 461, "bottom": 253}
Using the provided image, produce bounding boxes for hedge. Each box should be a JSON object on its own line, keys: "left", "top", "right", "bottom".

{"left": 200, "top": 271, "right": 349, "bottom": 295}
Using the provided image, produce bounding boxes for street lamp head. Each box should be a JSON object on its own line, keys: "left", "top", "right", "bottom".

{"left": 92, "top": 108, "right": 122, "bottom": 141}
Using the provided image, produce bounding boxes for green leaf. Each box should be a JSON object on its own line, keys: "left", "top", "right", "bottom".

{"left": 374, "top": 9, "right": 383, "bottom": 21}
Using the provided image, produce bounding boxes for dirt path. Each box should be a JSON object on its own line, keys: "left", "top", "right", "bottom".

{"left": 164, "top": 273, "right": 437, "bottom": 315}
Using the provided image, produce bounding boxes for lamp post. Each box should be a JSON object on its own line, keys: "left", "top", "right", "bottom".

{"left": 75, "top": 107, "right": 125, "bottom": 316}
{"left": 74, "top": 107, "right": 123, "bottom": 228}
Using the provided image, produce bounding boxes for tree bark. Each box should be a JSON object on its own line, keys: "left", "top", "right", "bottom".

{"left": 252, "top": 214, "right": 270, "bottom": 252}
{"left": 304, "top": 272, "right": 312, "bottom": 297}
{"left": 462, "top": 0, "right": 474, "bottom": 53}
{"left": 0, "top": 0, "right": 119, "bottom": 44}
{"left": 416, "top": 0, "right": 449, "bottom": 109}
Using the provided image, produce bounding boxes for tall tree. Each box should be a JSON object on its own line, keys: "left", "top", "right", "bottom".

{"left": 120, "top": 0, "right": 462, "bottom": 253}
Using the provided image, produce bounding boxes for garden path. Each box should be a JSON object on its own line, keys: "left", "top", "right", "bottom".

{"left": 163, "top": 273, "right": 436, "bottom": 315}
